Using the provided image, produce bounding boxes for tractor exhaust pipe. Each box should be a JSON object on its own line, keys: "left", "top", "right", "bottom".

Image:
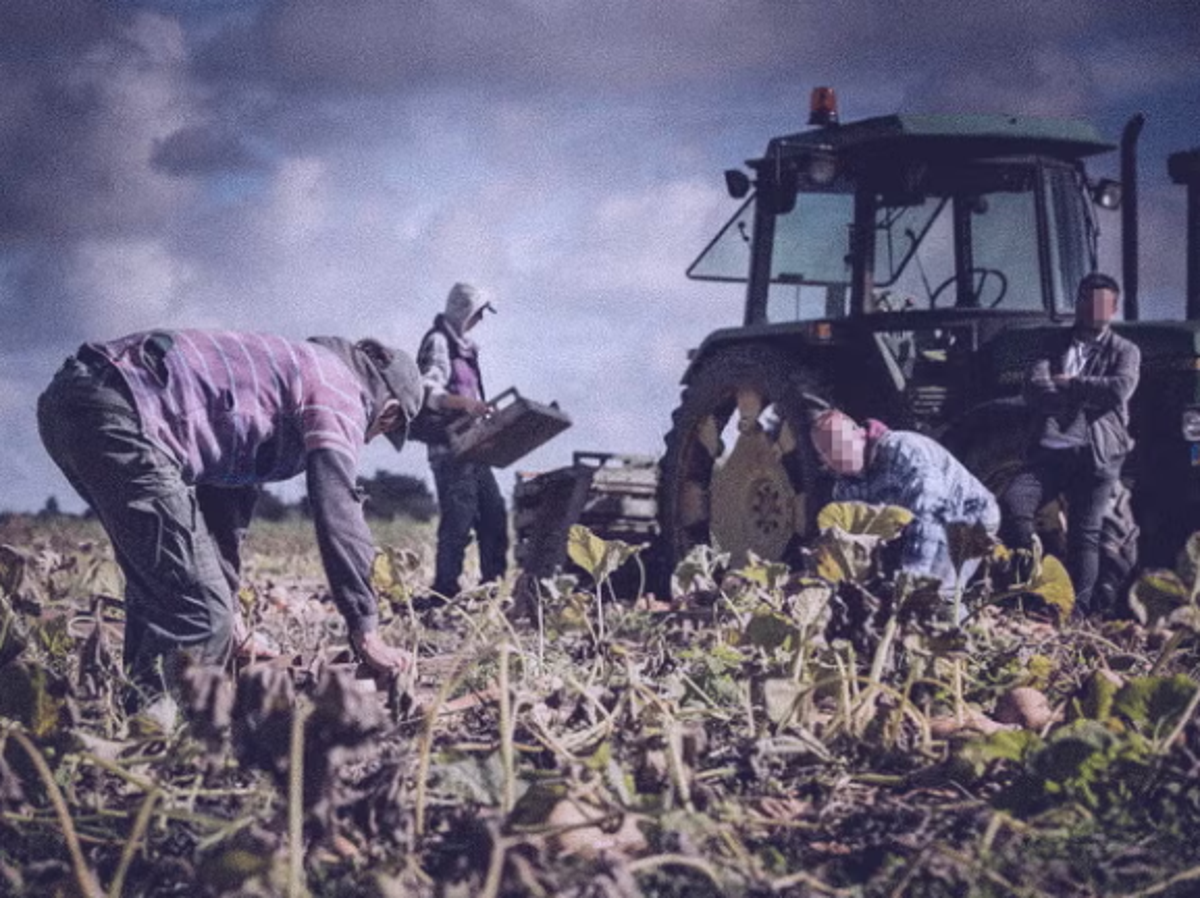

{"left": 1169, "top": 148, "right": 1200, "bottom": 321}
{"left": 1120, "top": 114, "right": 1145, "bottom": 321}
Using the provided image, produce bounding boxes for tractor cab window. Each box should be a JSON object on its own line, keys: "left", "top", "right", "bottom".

{"left": 1045, "top": 165, "right": 1096, "bottom": 314}
{"left": 687, "top": 190, "right": 854, "bottom": 323}
{"left": 768, "top": 191, "right": 855, "bottom": 321}
{"left": 872, "top": 163, "right": 1044, "bottom": 313}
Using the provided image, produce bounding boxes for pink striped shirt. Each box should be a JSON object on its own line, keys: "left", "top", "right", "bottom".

{"left": 92, "top": 330, "right": 369, "bottom": 485}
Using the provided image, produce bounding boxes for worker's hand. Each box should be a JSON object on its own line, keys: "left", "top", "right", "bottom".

{"left": 350, "top": 630, "right": 413, "bottom": 677}
{"left": 463, "top": 397, "right": 491, "bottom": 417}
{"left": 1051, "top": 373, "right": 1073, "bottom": 387}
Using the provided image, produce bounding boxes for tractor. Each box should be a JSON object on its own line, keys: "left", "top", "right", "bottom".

{"left": 656, "top": 88, "right": 1200, "bottom": 607}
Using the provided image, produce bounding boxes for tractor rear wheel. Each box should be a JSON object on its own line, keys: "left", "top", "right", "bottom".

{"left": 658, "top": 345, "right": 827, "bottom": 577}
{"left": 953, "top": 417, "right": 1139, "bottom": 616}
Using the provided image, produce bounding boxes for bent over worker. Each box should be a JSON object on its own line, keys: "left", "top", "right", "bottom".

{"left": 38, "top": 329, "right": 423, "bottom": 711}
{"left": 416, "top": 282, "right": 509, "bottom": 601}
{"left": 811, "top": 409, "right": 1001, "bottom": 600}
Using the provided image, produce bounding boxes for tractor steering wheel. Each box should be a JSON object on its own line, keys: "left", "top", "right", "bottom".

{"left": 928, "top": 268, "right": 1009, "bottom": 309}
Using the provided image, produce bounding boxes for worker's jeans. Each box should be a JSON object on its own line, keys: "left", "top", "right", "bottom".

{"left": 429, "top": 452, "right": 508, "bottom": 597}
{"left": 37, "top": 351, "right": 239, "bottom": 707}
{"left": 1000, "top": 445, "right": 1117, "bottom": 616}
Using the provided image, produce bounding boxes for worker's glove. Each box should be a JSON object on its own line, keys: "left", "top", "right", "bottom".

{"left": 350, "top": 629, "right": 413, "bottom": 677}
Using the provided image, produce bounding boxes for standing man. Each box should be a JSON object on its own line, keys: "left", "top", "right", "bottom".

{"left": 38, "top": 329, "right": 423, "bottom": 712}
{"left": 417, "top": 282, "right": 508, "bottom": 601}
{"left": 811, "top": 409, "right": 1001, "bottom": 599}
{"left": 1000, "top": 273, "right": 1141, "bottom": 617}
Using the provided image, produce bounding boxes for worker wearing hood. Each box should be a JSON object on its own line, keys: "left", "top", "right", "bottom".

{"left": 416, "top": 282, "right": 508, "bottom": 602}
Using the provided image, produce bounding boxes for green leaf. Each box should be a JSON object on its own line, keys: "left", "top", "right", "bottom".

{"left": 1030, "top": 719, "right": 1119, "bottom": 786}
{"left": 958, "top": 728, "right": 1042, "bottom": 777}
{"left": 567, "top": 524, "right": 609, "bottom": 579}
{"left": 812, "top": 540, "right": 850, "bottom": 584}
{"left": 1127, "top": 569, "right": 1188, "bottom": 627}
{"left": 743, "top": 611, "right": 799, "bottom": 652}
{"left": 1068, "top": 670, "right": 1121, "bottom": 723}
{"left": 737, "top": 552, "right": 791, "bottom": 591}
{"left": 1111, "top": 675, "right": 1198, "bottom": 734}
{"left": 433, "top": 750, "right": 512, "bottom": 806}
{"left": 567, "top": 524, "right": 640, "bottom": 584}
{"left": 370, "top": 549, "right": 401, "bottom": 596}
{"left": 810, "top": 530, "right": 878, "bottom": 585}
{"left": 197, "top": 849, "right": 273, "bottom": 892}
{"left": 0, "top": 663, "right": 75, "bottom": 740}
{"left": 817, "top": 502, "right": 914, "bottom": 540}
{"left": 671, "top": 544, "right": 730, "bottom": 596}
{"left": 508, "top": 780, "right": 569, "bottom": 827}
{"left": 1028, "top": 554, "right": 1075, "bottom": 623}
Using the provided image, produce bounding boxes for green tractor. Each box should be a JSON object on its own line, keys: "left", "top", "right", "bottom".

{"left": 657, "top": 89, "right": 1200, "bottom": 607}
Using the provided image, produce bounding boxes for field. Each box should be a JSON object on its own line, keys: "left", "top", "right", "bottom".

{"left": 2, "top": 510, "right": 1200, "bottom": 897}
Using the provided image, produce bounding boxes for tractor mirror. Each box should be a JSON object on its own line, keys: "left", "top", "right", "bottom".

{"left": 724, "top": 169, "right": 751, "bottom": 199}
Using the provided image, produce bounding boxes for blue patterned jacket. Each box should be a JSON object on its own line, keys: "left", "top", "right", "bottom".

{"left": 833, "top": 427, "right": 1000, "bottom": 592}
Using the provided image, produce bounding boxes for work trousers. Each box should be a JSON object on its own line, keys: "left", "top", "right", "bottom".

{"left": 1000, "top": 445, "right": 1117, "bottom": 617}
{"left": 429, "top": 452, "right": 508, "bottom": 597}
{"left": 37, "top": 351, "right": 253, "bottom": 705}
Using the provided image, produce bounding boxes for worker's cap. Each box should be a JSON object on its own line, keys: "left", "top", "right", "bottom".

{"left": 357, "top": 340, "right": 424, "bottom": 452}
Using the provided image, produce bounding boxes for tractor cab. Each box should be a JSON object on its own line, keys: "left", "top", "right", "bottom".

{"left": 688, "top": 91, "right": 1118, "bottom": 431}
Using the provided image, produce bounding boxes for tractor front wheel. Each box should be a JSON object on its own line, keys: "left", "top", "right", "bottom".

{"left": 658, "top": 345, "right": 828, "bottom": 577}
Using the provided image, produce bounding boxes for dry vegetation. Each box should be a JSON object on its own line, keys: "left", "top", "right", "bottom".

{"left": 2, "top": 508, "right": 1200, "bottom": 898}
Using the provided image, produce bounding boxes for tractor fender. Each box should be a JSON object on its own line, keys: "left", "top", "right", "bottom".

{"left": 939, "top": 396, "right": 1041, "bottom": 489}
{"left": 680, "top": 323, "right": 840, "bottom": 405}
{"left": 686, "top": 326, "right": 835, "bottom": 386}
{"left": 941, "top": 396, "right": 1036, "bottom": 455}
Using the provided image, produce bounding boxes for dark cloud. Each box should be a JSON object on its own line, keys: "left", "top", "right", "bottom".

{"left": 0, "top": 5, "right": 198, "bottom": 242}
{"left": 0, "top": 0, "right": 109, "bottom": 56}
{"left": 151, "top": 124, "right": 266, "bottom": 176}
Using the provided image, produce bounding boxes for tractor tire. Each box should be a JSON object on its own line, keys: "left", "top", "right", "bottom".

{"left": 657, "top": 344, "right": 829, "bottom": 582}
{"left": 953, "top": 416, "right": 1139, "bottom": 617}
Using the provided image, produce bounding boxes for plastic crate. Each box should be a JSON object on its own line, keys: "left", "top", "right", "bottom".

{"left": 447, "top": 387, "right": 572, "bottom": 468}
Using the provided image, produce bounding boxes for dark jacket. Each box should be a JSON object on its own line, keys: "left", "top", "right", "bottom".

{"left": 1024, "top": 327, "right": 1141, "bottom": 472}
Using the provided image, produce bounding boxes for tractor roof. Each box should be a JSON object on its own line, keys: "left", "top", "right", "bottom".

{"left": 759, "top": 113, "right": 1114, "bottom": 166}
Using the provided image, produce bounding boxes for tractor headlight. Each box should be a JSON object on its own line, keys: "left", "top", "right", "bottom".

{"left": 1183, "top": 407, "right": 1200, "bottom": 441}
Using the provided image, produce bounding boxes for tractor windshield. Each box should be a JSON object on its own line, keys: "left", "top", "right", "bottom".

{"left": 688, "top": 159, "right": 1094, "bottom": 322}
{"left": 871, "top": 162, "right": 1042, "bottom": 313}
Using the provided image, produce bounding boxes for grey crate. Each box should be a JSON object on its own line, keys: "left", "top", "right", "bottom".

{"left": 513, "top": 451, "right": 659, "bottom": 578}
{"left": 448, "top": 387, "right": 572, "bottom": 468}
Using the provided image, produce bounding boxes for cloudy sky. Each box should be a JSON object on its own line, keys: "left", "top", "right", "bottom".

{"left": 2, "top": 0, "right": 1197, "bottom": 513}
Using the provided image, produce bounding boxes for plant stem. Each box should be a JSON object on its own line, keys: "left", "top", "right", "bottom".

{"left": 415, "top": 654, "right": 474, "bottom": 837}
{"left": 1150, "top": 629, "right": 1186, "bottom": 677}
{"left": 1157, "top": 674, "right": 1200, "bottom": 754}
{"left": 4, "top": 726, "right": 104, "bottom": 898}
{"left": 499, "top": 642, "right": 516, "bottom": 815}
{"left": 287, "top": 700, "right": 312, "bottom": 898}
{"left": 108, "top": 789, "right": 160, "bottom": 898}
